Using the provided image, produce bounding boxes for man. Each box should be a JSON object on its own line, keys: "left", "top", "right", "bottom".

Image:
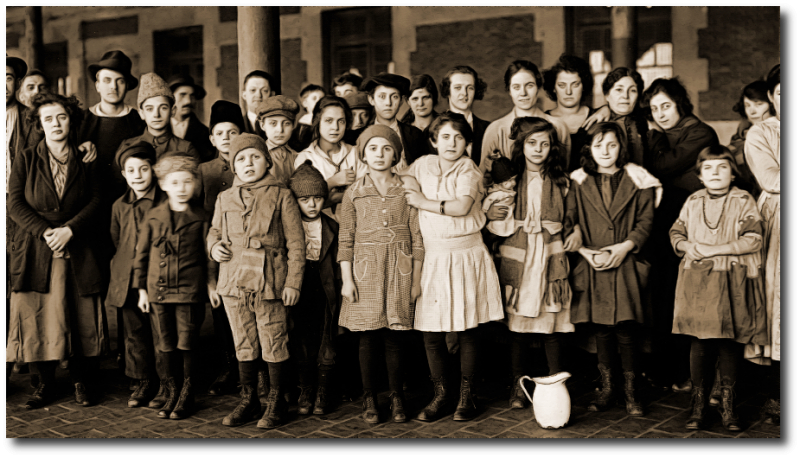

{"left": 168, "top": 75, "right": 214, "bottom": 163}
{"left": 240, "top": 70, "right": 276, "bottom": 138}
{"left": 17, "top": 69, "right": 49, "bottom": 108}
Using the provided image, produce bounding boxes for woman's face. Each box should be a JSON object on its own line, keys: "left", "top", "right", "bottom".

{"left": 649, "top": 92, "right": 681, "bottom": 131}
{"left": 432, "top": 122, "right": 468, "bottom": 162}
{"left": 555, "top": 71, "right": 583, "bottom": 109}
{"left": 523, "top": 131, "right": 551, "bottom": 170}
{"left": 39, "top": 103, "right": 70, "bottom": 142}
{"left": 408, "top": 88, "right": 434, "bottom": 119}
{"left": 362, "top": 137, "right": 395, "bottom": 172}
{"left": 768, "top": 84, "right": 780, "bottom": 120}
{"left": 590, "top": 131, "right": 621, "bottom": 172}
{"left": 605, "top": 76, "right": 638, "bottom": 116}
{"left": 449, "top": 72, "right": 476, "bottom": 112}
{"left": 699, "top": 159, "right": 733, "bottom": 194}
{"left": 509, "top": 70, "right": 539, "bottom": 111}
{"left": 319, "top": 106, "right": 347, "bottom": 145}
{"left": 233, "top": 148, "right": 269, "bottom": 183}
{"left": 743, "top": 97, "right": 772, "bottom": 124}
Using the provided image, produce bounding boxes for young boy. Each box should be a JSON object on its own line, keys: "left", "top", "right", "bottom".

{"left": 106, "top": 141, "right": 168, "bottom": 409}
{"left": 331, "top": 72, "right": 363, "bottom": 99}
{"left": 291, "top": 84, "right": 325, "bottom": 152}
{"left": 134, "top": 154, "right": 217, "bottom": 420}
{"left": 208, "top": 133, "right": 305, "bottom": 429}
{"left": 288, "top": 161, "right": 341, "bottom": 416}
{"left": 343, "top": 91, "right": 374, "bottom": 145}
{"left": 256, "top": 95, "right": 301, "bottom": 185}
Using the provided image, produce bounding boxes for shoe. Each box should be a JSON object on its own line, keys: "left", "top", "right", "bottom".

{"left": 169, "top": 377, "right": 195, "bottom": 420}
{"left": 588, "top": 363, "right": 614, "bottom": 412}
{"left": 453, "top": 376, "right": 478, "bottom": 421}
{"left": 157, "top": 377, "right": 179, "bottom": 419}
{"left": 257, "top": 370, "right": 270, "bottom": 406}
{"left": 129, "top": 379, "right": 139, "bottom": 391}
{"left": 128, "top": 378, "right": 157, "bottom": 408}
{"left": 222, "top": 384, "right": 260, "bottom": 427}
{"left": 361, "top": 391, "right": 379, "bottom": 424}
{"left": 25, "top": 383, "right": 51, "bottom": 410}
{"left": 761, "top": 398, "right": 780, "bottom": 425}
{"left": 257, "top": 387, "right": 288, "bottom": 429}
{"left": 672, "top": 378, "right": 693, "bottom": 393}
{"left": 622, "top": 371, "right": 644, "bottom": 416}
{"left": 509, "top": 375, "right": 527, "bottom": 409}
{"left": 390, "top": 391, "right": 407, "bottom": 423}
{"left": 148, "top": 380, "right": 168, "bottom": 409}
{"left": 74, "top": 382, "right": 92, "bottom": 407}
{"left": 313, "top": 385, "right": 329, "bottom": 415}
{"left": 718, "top": 384, "right": 741, "bottom": 432}
{"left": 685, "top": 386, "right": 707, "bottom": 430}
{"left": 709, "top": 370, "right": 722, "bottom": 407}
{"left": 297, "top": 385, "right": 314, "bottom": 415}
{"left": 415, "top": 376, "right": 448, "bottom": 422}
{"left": 208, "top": 351, "right": 238, "bottom": 396}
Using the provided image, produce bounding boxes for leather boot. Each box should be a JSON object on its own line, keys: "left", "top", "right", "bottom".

{"left": 761, "top": 398, "right": 780, "bottom": 425}
{"left": 297, "top": 385, "right": 314, "bottom": 415}
{"left": 257, "top": 370, "right": 270, "bottom": 406}
{"left": 361, "top": 391, "right": 379, "bottom": 424}
{"left": 390, "top": 391, "right": 407, "bottom": 423}
{"left": 589, "top": 363, "right": 614, "bottom": 412}
{"left": 25, "top": 383, "right": 52, "bottom": 410}
{"left": 128, "top": 378, "right": 157, "bottom": 408}
{"left": 208, "top": 351, "right": 238, "bottom": 396}
{"left": 257, "top": 387, "right": 288, "bottom": 429}
{"left": 622, "top": 371, "right": 644, "bottom": 416}
{"left": 708, "top": 369, "right": 722, "bottom": 407}
{"left": 509, "top": 375, "right": 527, "bottom": 409}
{"left": 453, "top": 376, "right": 478, "bottom": 421}
{"left": 148, "top": 380, "right": 168, "bottom": 409}
{"left": 74, "top": 382, "right": 92, "bottom": 407}
{"left": 170, "top": 377, "right": 195, "bottom": 420}
{"left": 685, "top": 386, "right": 707, "bottom": 430}
{"left": 157, "top": 377, "right": 179, "bottom": 419}
{"left": 313, "top": 367, "right": 333, "bottom": 415}
{"left": 718, "top": 384, "right": 741, "bottom": 432}
{"left": 222, "top": 384, "right": 260, "bottom": 427}
{"left": 415, "top": 375, "right": 448, "bottom": 422}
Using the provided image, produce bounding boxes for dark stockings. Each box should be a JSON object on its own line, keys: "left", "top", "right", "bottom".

{"left": 689, "top": 338, "right": 741, "bottom": 390}
{"left": 510, "top": 332, "right": 563, "bottom": 376}
{"left": 595, "top": 322, "right": 639, "bottom": 372}
{"left": 769, "top": 361, "right": 781, "bottom": 400}
{"left": 423, "top": 327, "right": 481, "bottom": 379}
{"left": 358, "top": 329, "right": 405, "bottom": 393}
{"left": 163, "top": 350, "right": 194, "bottom": 380}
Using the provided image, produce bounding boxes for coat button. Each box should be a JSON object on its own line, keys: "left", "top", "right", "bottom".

{"left": 223, "top": 166, "right": 228, "bottom": 171}
{"left": 159, "top": 278, "right": 165, "bottom": 284}
{"left": 159, "top": 261, "right": 166, "bottom": 267}
{"left": 381, "top": 198, "right": 386, "bottom": 202}
{"left": 222, "top": 181, "right": 227, "bottom": 186}
{"left": 382, "top": 209, "right": 387, "bottom": 214}
{"left": 158, "top": 286, "right": 165, "bottom": 292}
{"left": 273, "top": 251, "right": 279, "bottom": 257}
{"left": 160, "top": 253, "right": 166, "bottom": 258}
{"left": 383, "top": 221, "right": 388, "bottom": 227}
{"left": 157, "top": 296, "right": 164, "bottom": 301}
{"left": 608, "top": 227, "right": 613, "bottom": 230}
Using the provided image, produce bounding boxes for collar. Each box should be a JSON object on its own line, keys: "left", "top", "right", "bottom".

{"left": 350, "top": 173, "right": 404, "bottom": 199}
{"left": 512, "top": 106, "right": 546, "bottom": 121}
{"left": 90, "top": 103, "right": 135, "bottom": 118}
{"left": 140, "top": 129, "right": 172, "bottom": 146}
{"left": 123, "top": 184, "right": 157, "bottom": 204}
{"left": 374, "top": 117, "right": 399, "bottom": 132}
{"left": 232, "top": 171, "right": 284, "bottom": 190}
{"left": 148, "top": 200, "right": 205, "bottom": 233}
{"left": 247, "top": 111, "right": 258, "bottom": 127}
{"left": 666, "top": 114, "right": 700, "bottom": 133}
{"left": 267, "top": 139, "right": 290, "bottom": 152}
{"left": 171, "top": 116, "right": 190, "bottom": 127}
{"left": 426, "top": 154, "right": 470, "bottom": 177}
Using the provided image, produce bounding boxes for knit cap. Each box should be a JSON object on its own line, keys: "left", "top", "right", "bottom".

{"left": 116, "top": 140, "right": 157, "bottom": 170}
{"left": 490, "top": 156, "right": 519, "bottom": 185}
{"left": 355, "top": 124, "right": 403, "bottom": 166}
{"left": 289, "top": 160, "right": 328, "bottom": 199}
{"left": 229, "top": 133, "right": 272, "bottom": 170}
{"left": 254, "top": 95, "right": 300, "bottom": 122}
{"left": 137, "top": 72, "right": 174, "bottom": 108}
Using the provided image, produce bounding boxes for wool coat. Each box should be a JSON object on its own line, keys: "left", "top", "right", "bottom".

{"left": 182, "top": 112, "right": 215, "bottom": 163}
{"left": 8, "top": 140, "right": 105, "bottom": 296}
{"left": 116, "top": 129, "right": 200, "bottom": 163}
{"left": 198, "top": 156, "right": 235, "bottom": 216}
{"left": 7, "top": 103, "right": 42, "bottom": 251}
{"left": 298, "top": 213, "right": 342, "bottom": 343}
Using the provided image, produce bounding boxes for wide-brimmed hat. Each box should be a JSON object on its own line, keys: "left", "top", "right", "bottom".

{"left": 167, "top": 74, "right": 206, "bottom": 100}
{"left": 361, "top": 73, "right": 411, "bottom": 97}
{"left": 6, "top": 54, "right": 27, "bottom": 80}
{"left": 88, "top": 50, "right": 138, "bottom": 90}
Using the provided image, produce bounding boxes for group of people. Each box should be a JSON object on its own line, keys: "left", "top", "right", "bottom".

{"left": 5, "top": 48, "right": 780, "bottom": 433}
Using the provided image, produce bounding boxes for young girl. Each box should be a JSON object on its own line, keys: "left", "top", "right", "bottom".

{"left": 670, "top": 145, "right": 767, "bottom": 431}
{"left": 491, "top": 118, "right": 573, "bottom": 409}
{"left": 338, "top": 125, "right": 424, "bottom": 424}
{"left": 295, "top": 96, "right": 368, "bottom": 219}
{"left": 403, "top": 111, "right": 504, "bottom": 422}
{"left": 728, "top": 80, "right": 775, "bottom": 197}
{"left": 564, "top": 122, "right": 661, "bottom": 417}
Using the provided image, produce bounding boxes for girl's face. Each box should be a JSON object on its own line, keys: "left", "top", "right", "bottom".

{"left": 408, "top": 88, "right": 434, "bottom": 119}
{"left": 209, "top": 122, "right": 241, "bottom": 159}
{"left": 523, "top": 131, "right": 552, "bottom": 170}
{"left": 39, "top": 103, "right": 70, "bottom": 142}
{"left": 768, "top": 84, "right": 780, "bottom": 120}
{"left": 160, "top": 171, "right": 196, "bottom": 204}
{"left": 432, "top": 122, "right": 468, "bottom": 162}
{"left": 555, "top": 71, "right": 583, "bottom": 109}
{"left": 449, "top": 72, "right": 476, "bottom": 112}
{"left": 509, "top": 70, "right": 539, "bottom": 111}
{"left": 743, "top": 97, "right": 772, "bottom": 124}
{"left": 261, "top": 115, "right": 294, "bottom": 146}
{"left": 351, "top": 109, "right": 370, "bottom": 130}
{"left": 319, "top": 106, "right": 347, "bottom": 144}
{"left": 590, "top": 131, "right": 621, "bottom": 172}
{"left": 234, "top": 148, "right": 269, "bottom": 183}
{"left": 649, "top": 92, "right": 681, "bottom": 130}
{"left": 606, "top": 76, "right": 638, "bottom": 116}
{"left": 362, "top": 137, "right": 395, "bottom": 172}
{"left": 297, "top": 196, "right": 326, "bottom": 220}
{"left": 699, "top": 159, "right": 733, "bottom": 193}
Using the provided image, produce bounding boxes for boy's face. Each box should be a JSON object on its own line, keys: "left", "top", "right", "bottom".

{"left": 297, "top": 196, "right": 325, "bottom": 220}
{"left": 260, "top": 115, "right": 294, "bottom": 146}
{"left": 302, "top": 90, "right": 325, "bottom": 114}
{"left": 121, "top": 157, "right": 154, "bottom": 194}
{"left": 334, "top": 83, "right": 358, "bottom": 98}
{"left": 699, "top": 159, "right": 733, "bottom": 193}
{"left": 368, "top": 85, "right": 402, "bottom": 122}
{"left": 351, "top": 109, "right": 370, "bottom": 130}
{"left": 233, "top": 148, "right": 269, "bottom": 183}
{"left": 242, "top": 77, "right": 272, "bottom": 113}
{"left": 209, "top": 122, "right": 241, "bottom": 159}
{"left": 95, "top": 69, "right": 127, "bottom": 105}
{"left": 140, "top": 96, "right": 172, "bottom": 131}
{"left": 160, "top": 171, "right": 196, "bottom": 204}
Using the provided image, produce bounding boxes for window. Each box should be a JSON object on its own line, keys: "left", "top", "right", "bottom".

{"left": 322, "top": 7, "right": 392, "bottom": 90}
{"left": 153, "top": 26, "right": 205, "bottom": 119}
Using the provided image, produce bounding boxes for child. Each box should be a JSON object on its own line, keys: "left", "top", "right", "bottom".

{"left": 670, "top": 145, "right": 767, "bottom": 431}
{"left": 564, "top": 122, "right": 662, "bottom": 416}
{"left": 338, "top": 125, "right": 424, "bottom": 424}
{"left": 482, "top": 156, "right": 519, "bottom": 237}
{"left": 291, "top": 84, "right": 325, "bottom": 152}
{"left": 198, "top": 100, "right": 245, "bottom": 397}
{"left": 208, "top": 133, "right": 305, "bottom": 429}
{"left": 331, "top": 71, "right": 363, "bottom": 98}
{"left": 402, "top": 112, "right": 505, "bottom": 422}
{"left": 106, "top": 141, "right": 167, "bottom": 409}
{"left": 256, "top": 95, "right": 301, "bottom": 185}
{"left": 491, "top": 118, "right": 573, "bottom": 409}
{"left": 728, "top": 80, "right": 775, "bottom": 198}
{"left": 343, "top": 91, "right": 374, "bottom": 145}
{"left": 134, "top": 154, "right": 217, "bottom": 420}
{"left": 288, "top": 161, "right": 341, "bottom": 415}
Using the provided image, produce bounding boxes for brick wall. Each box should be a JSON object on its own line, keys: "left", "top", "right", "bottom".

{"left": 697, "top": 6, "right": 780, "bottom": 121}
{"left": 410, "top": 15, "right": 542, "bottom": 122}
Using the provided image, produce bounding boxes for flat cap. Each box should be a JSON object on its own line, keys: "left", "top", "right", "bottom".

{"left": 360, "top": 73, "right": 411, "bottom": 97}
{"left": 254, "top": 95, "right": 300, "bottom": 122}
{"left": 344, "top": 91, "right": 371, "bottom": 110}
{"left": 116, "top": 141, "right": 157, "bottom": 170}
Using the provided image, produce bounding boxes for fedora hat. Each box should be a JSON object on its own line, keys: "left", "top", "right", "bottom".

{"left": 167, "top": 74, "right": 206, "bottom": 100}
{"left": 6, "top": 54, "right": 28, "bottom": 80}
{"left": 88, "top": 50, "right": 138, "bottom": 90}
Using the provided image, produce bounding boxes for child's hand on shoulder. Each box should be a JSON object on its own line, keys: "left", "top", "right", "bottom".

{"left": 342, "top": 280, "right": 358, "bottom": 303}
{"left": 403, "top": 187, "right": 426, "bottom": 209}
{"left": 282, "top": 287, "right": 300, "bottom": 306}
{"left": 211, "top": 242, "right": 233, "bottom": 263}
{"left": 400, "top": 175, "right": 421, "bottom": 192}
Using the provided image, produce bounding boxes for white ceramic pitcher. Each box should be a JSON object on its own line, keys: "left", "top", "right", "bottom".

{"left": 519, "top": 372, "right": 572, "bottom": 429}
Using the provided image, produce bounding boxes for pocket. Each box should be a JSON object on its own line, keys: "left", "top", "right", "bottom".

{"left": 571, "top": 259, "right": 589, "bottom": 292}
{"left": 396, "top": 249, "right": 413, "bottom": 276}
{"left": 634, "top": 258, "right": 651, "bottom": 285}
{"left": 354, "top": 258, "right": 369, "bottom": 282}
{"left": 9, "top": 233, "right": 29, "bottom": 276}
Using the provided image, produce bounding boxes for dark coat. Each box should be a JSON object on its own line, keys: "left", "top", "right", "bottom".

{"left": 116, "top": 130, "right": 200, "bottom": 163}
{"left": 398, "top": 121, "right": 430, "bottom": 166}
{"left": 133, "top": 201, "right": 213, "bottom": 304}
{"left": 106, "top": 187, "right": 166, "bottom": 308}
{"left": 470, "top": 115, "right": 491, "bottom": 166}
{"left": 198, "top": 156, "right": 235, "bottom": 216}
{"left": 8, "top": 140, "right": 105, "bottom": 296}
{"left": 316, "top": 214, "right": 342, "bottom": 334}
{"left": 182, "top": 112, "right": 215, "bottom": 163}
{"left": 7, "top": 103, "right": 42, "bottom": 251}
{"left": 243, "top": 113, "right": 266, "bottom": 140}
{"left": 565, "top": 168, "right": 656, "bottom": 326}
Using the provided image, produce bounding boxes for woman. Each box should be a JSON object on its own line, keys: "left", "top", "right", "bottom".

{"left": 544, "top": 54, "right": 596, "bottom": 171}
{"left": 744, "top": 64, "right": 780, "bottom": 424}
{"left": 7, "top": 93, "right": 108, "bottom": 409}
{"left": 400, "top": 74, "right": 440, "bottom": 157}
{"left": 728, "top": 80, "right": 776, "bottom": 197}
{"left": 641, "top": 77, "right": 720, "bottom": 392}
{"left": 440, "top": 66, "right": 490, "bottom": 165}
{"left": 601, "top": 68, "right": 649, "bottom": 167}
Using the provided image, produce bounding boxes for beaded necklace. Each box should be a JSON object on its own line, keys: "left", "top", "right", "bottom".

{"left": 702, "top": 190, "right": 730, "bottom": 234}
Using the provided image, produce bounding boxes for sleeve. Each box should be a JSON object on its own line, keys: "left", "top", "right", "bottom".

{"left": 397, "top": 156, "right": 419, "bottom": 178}
{"left": 186, "top": 142, "right": 200, "bottom": 161}
{"left": 281, "top": 190, "right": 306, "bottom": 291}
{"left": 409, "top": 205, "right": 425, "bottom": 262}
{"left": 7, "top": 150, "right": 51, "bottom": 238}
{"left": 669, "top": 200, "right": 692, "bottom": 257}
{"left": 336, "top": 186, "right": 357, "bottom": 263}
{"left": 648, "top": 124, "right": 718, "bottom": 179}
{"left": 206, "top": 195, "right": 224, "bottom": 256}
{"left": 133, "top": 219, "right": 152, "bottom": 290}
{"left": 625, "top": 187, "right": 655, "bottom": 253}
{"left": 454, "top": 165, "right": 482, "bottom": 201}
{"left": 203, "top": 220, "right": 217, "bottom": 285}
{"left": 110, "top": 201, "right": 121, "bottom": 250}
{"left": 721, "top": 195, "right": 762, "bottom": 255}
{"left": 563, "top": 180, "right": 580, "bottom": 237}
{"left": 744, "top": 125, "right": 780, "bottom": 193}
{"left": 64, "top": 161, "right": 102, "bottom": 236}
{"left": 479, "top": 123, "right": 499, "bottom": 174}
